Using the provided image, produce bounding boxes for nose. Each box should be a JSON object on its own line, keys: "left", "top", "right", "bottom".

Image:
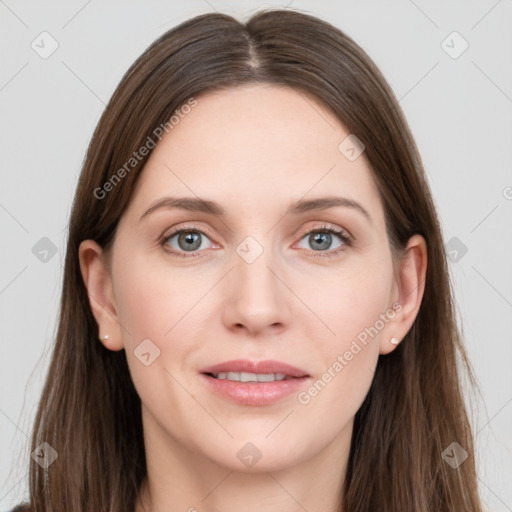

{"left": 221, "top": 243, "right": 291, "bottom": 337}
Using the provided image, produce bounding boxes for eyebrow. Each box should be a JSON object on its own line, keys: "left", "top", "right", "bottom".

{"left": 139, "top": 195, "right": 372, "bottom": 224}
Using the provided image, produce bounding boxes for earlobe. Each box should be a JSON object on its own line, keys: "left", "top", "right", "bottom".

{"left": 379, "top": 234, "right": 428, "bottom": 355}
{"left": 78, "top": 240, "right": 124, "bottom": 351}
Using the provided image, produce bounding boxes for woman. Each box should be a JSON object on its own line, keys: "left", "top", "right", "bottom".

{"left": 11, "top": 8, "right": 483, "bottom": 512}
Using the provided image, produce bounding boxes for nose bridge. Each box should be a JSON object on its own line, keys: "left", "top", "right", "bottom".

{"left": 222, "top": 231, "right": 290, "bottom": 333}
{"left": 234, "top": 233, "right": 279, "bottom": 299}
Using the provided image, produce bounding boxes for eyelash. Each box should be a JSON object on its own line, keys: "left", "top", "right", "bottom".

{"left": 160, "top": 223, "right": 353, "bottom": 260}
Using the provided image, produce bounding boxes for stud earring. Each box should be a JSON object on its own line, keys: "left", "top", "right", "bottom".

{"left": 99, "top": 334, "right": 110, "bottom": 342}
{"left": 390, "top": 337, "right": 399, "bottom": 345}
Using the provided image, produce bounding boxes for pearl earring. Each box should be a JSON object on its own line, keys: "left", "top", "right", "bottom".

{"left": 390, "top": 337, "right": 399, "bottom": 345}
{"left": 99, "top": 334, "right": 110, "bottom": 342}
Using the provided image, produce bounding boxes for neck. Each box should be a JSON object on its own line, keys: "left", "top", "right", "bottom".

{"left": 134, "top": 407, "right": 352, "bottom": 512}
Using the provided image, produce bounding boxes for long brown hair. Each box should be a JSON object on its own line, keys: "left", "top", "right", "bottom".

{"left": 13, "top": 9, "right": 482, "bottom": 511}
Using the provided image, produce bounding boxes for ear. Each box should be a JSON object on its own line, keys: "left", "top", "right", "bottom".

{"left": 380, "top": 234, "right": 427, "bottom": 355}
{"left": 78, "top": 240, "right": 124, "bottom": 351}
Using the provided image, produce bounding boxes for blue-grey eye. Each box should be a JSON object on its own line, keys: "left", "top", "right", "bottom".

{"left": 165, "top": 230, "right": 212, "bottom": 252}
{"left": 297, "top": 230, "right": 345, "bottom": 252}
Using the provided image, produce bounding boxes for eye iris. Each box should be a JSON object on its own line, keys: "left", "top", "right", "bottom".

{"left": 170, "top": 229, "right": 340, "bottom": 254}
{"left": 178, "top": 231, "right": 201, "bottom": 251}
{"left": 310, "top": 232, "right": 331, "bottom": 250}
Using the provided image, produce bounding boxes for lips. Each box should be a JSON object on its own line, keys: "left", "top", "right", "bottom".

{"left": 200, "top": 359, "right": 309, "bottom": 378}
{"left": 199, "top": 359, "right": 311, "bottom": 406}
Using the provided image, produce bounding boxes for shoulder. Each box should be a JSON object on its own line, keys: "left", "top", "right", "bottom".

{"left": 9, "top": 504, "right": 31, "bottom": 512}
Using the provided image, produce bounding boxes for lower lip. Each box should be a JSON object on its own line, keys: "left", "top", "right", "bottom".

{"left": 200, "top": 374, "right": 310, "bottom": 406}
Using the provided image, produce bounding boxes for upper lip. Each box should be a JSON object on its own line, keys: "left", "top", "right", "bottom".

{"left": 200, "top": 359, "right": 310, "bottom": 378}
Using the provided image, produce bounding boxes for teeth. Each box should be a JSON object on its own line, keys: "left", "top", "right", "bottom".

{"left": 212, "top": 372, "right": 289, "bottom": 382}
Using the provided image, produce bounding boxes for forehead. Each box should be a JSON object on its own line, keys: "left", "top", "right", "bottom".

{"left": 125, "top": 84, "right": 384, "bottom": 226}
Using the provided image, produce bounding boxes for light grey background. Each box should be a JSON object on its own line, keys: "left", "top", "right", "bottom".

{"left": 1, "top": 1, "right": 511, "bottom": 510}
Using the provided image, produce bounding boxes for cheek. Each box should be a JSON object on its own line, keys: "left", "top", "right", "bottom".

{"left": 112, "top": 249, "right": 189, "bottom": 344}
{"left": 294, "top": 257, "right": 393, "bottom": 416}
{"left": 111, "top": 249, "right": 209, "bottom": 380}
{"left": 110, "top": 254, "right": 201, "bottom": 425}
{"left": 296, "top": 253, "right": 394, "bottom": 346}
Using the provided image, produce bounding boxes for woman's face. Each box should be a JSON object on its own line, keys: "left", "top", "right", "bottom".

{"left": 83, "top": 84, "right": 420, "bottom": 473}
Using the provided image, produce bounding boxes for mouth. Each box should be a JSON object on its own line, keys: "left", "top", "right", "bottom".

{"left": 199, "top": 360, "right": 311, "bottom": 406}
{"left": 204, "top": 371, "right": 297, "bottom": 382}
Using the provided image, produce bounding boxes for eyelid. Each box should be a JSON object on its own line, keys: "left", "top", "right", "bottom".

{"left": 292, "top": 222, "right": 353, "bottom": 258}
{"left": 296, "top": 222, "right": 352, "bottom": 242}
{"left": 161, "top": 223, "right": 214, "bottom": 243}
{"left": 160, "top": 221, "right": 354, "bottom": 258}
{"left": 160, "top": 223, "right": 216, "bottom": 258}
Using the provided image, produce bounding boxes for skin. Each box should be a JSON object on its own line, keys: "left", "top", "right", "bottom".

{"left": 79, "top": 84, "right": 427, "bottom": 512}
